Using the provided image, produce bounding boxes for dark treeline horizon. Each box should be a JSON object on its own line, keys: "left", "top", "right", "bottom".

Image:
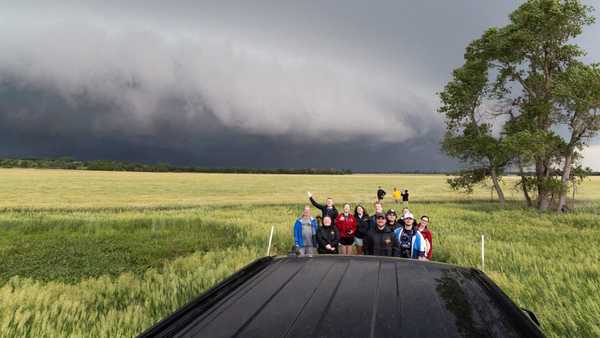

{"left": 2, "top": 156, "right": 598, "bottom": 176}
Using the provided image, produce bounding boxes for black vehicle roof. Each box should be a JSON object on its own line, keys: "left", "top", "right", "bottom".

{"left": 140, "top": 255, "right": 545, "bottom": 338}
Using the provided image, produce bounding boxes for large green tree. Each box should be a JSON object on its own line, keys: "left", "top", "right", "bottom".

{"left": 439, "top": 0, "right": 598, "bottom": 211}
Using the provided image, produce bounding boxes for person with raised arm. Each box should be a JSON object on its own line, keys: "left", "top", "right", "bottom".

{"left": 307, "top": 191, "right": 339, "bottom": 225}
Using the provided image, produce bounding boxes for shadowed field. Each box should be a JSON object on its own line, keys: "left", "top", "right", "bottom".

{"left": 0, "top": 169, "right": 598, "bottom": 337}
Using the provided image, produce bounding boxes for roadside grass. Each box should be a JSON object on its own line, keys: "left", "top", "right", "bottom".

{"left": 0, "top": 170, "right": 599, "bottom": 337}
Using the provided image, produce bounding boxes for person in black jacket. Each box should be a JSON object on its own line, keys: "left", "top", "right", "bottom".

{"left": 353, "top": 205, "right": 370, "bottom": 255}
{"left": 317, "top": 216, "right": 340, "bottom": 254}
{"left": 376, "top": 186, "right": 386, "bottom": 202}
{"left": 307, "top": 192, "right": 339, "bottom": 225}
{"left": 364, "top": 213, "right": 394, "bottom": 256}
{"left": 385, "top": 209, "right": 400, "bottom": 231}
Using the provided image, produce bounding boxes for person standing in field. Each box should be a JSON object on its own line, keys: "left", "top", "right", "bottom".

{"left": 293, "top": 206, "right": 318, "bottom": 256}
{"left": 354, "top": 205, "right": 370, "bottom": 255}
{"left": 417, "top": 215, "right": 433, "bottom": 260}
{"left": 317, "top": 216, "right": 340, "bottom": 255}
{"left": 398, "top": 207, "right": 410, "bottom": 228}
{"left": 401, "top": 189, "right": 410, "bottom": 207}
{"left": 393, "top": 212, "right": 426, "bottom": 260}
{"left": 336, "top": 203, "right": 357, "bottom": 255}
{"left": 369, "top": 202, "right": 384, "bottom": 228}
{"left": 376, "top": 186, "right": 386, "bottom": 203}
{"left": 392, "top": 187, "right": 401, "bottom": 204}
{"left": 364, "top": 213, "right": 394, "bottom": 256}
{"left": 307, "top": 192, "right": 339, "bottom": 225}
{"left": 385, "top": 209, "right": 400, "bottom": 231}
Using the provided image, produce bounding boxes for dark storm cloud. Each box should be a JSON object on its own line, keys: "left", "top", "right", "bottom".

{"left": 0, "top": 0, "right": 599, "bottom": 170}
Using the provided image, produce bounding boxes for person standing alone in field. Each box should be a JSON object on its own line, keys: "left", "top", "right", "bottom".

{"left": 317, "top": 216, "right": 340, "bottom": 255}
{"left": 417, "top": 215, "right": 433, "bottom": 260}
{"left": 392, "top": 187, "right": 401, "bottom": 204}
{"left": 376, "top": 186, "right": 386, "bottom": 203}
{"left": 401, "top": 189, "right": 410, "bottom": 207}
{"left": 293, "top": 206, "right": 318, "bottom": 256}
{"left": 336, "top": 203, "right": 357, "bottom": 255}
{"left": 307, "top": 192, "right": 339, "bottom": 225}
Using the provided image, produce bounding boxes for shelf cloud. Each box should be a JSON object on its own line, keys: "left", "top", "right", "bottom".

{"left": 1, "top": 0, "right": 599, "bottom": 170}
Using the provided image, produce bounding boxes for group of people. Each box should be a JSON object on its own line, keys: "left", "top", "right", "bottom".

{"left": 292, "top": 191, "right": 432, "bottom": 261}
{"left": 377, "top": 186, "right": 409, "bottom": 205}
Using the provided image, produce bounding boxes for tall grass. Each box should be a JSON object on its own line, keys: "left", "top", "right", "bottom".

{"left": 0, "top": 247, "right": 261, "bottom": 338}
{"left": 0, "top": 170, "right": 599, "bottom": 337}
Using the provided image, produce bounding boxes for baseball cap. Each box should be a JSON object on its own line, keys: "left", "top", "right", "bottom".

{"left": 403, "top": 212, "right": 414, "bottom": 220}
{"left": 375, "top": 212, "right": 385, "bottom": 219}
{"left": 385, "top": 209, "right": 397, "bottom": 216}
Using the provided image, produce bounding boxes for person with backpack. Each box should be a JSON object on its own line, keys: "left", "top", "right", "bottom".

{"left": 401, "top": 189, "right": 410, "bottom": 207}
{"left": 336, "top": 203, "right": 357, "bottom": 255}
{"left": 293, "top": 206, "right": 318, "bottom": 256}
{"left": 354, "top": 204, "right": 370, "bottom": 255}
{"left": 417, "top": 215, "right": 433, "bottom": 260}
{"left": 317, "top": 216, "right": 340, "bottom": 254}
{"left": 376, "top": 186, "right": 386, "bottom": 203}
{"left": 393, "top": 212, "right": 426, "bottom": 260}
{"left": 364, "top": 213, "right": 394, "bottom": 256}
{"left": 307, "top": 192, "right": 339, "bottom": 225}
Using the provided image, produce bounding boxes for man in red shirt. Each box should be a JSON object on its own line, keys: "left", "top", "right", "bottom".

{"left": 417, "top": 215, "right": 433, "bottom": 260}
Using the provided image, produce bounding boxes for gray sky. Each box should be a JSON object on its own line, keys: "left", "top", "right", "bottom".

{"left": 1, "top": 0, "right": 599, "bottom": 170}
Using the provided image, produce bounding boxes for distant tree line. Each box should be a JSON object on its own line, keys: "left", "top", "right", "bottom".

{"left": 0, "top": 157, "right": 352, "bottom": 175}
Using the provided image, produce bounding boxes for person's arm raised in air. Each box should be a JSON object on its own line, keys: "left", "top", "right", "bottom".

{"left": 307, "top": 191, "right": 325, "bottom": 210}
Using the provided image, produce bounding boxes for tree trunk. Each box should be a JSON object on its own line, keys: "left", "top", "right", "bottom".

{"left": 517, "top": 157, "right": 533, "bottom": 207}
{"left": 536, "top": 159, "right": 552, "bottom": 211}
{"left": 556, "top": 152, "right": 574, "bottom": 212}
{"left": 490, "top": 167, "right": 505, "bottom": 208}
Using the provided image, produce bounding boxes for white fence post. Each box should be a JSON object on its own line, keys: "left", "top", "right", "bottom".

{"left": 266, "top": 226, "right": 275, "bottom": 256}
{"left": 481, "top": 234, "right": 485, "bottom": 271}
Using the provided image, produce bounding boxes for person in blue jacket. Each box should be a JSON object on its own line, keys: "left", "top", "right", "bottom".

{"left": 293, "top": 206, "right": 319, "bottom": 256}
{"left": 393, "top": 212, "right": 426, "bottom": 260}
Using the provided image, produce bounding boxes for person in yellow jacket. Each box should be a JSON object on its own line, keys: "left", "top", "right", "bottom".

{"left": 392, "top": 187, "right": 401, "bottom": 204}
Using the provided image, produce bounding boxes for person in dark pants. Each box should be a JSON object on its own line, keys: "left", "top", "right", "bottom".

{"left": 317, "top": 216, "right": 340, "bottom": 254}
{"left": 364, "top": 213, "right": 394, "bottom": 256}
{"left": 401, "top": 190, "right": 410, "bottom": 207}
{"left": 376, "top": 186, "right": 386, "bottom": 203}
{"left": 307, "top": 191, "right": 339, "bottom": 225}
{"left": 354, "top": 205, "right": 370, "bottom": 255}
{"left": 293, "top": 206, "right": 318, "bottom": 256}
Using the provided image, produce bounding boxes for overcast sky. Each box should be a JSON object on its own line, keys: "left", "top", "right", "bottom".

{"left": 1, "top": 0, "right": 599, "bottom": 171}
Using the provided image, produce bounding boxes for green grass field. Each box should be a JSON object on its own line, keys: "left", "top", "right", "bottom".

{"left": 0, "top": 168, "right": 599, "bottom": 337}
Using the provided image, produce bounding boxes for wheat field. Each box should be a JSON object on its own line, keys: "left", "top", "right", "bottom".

{"left": 0, "top": 168, "right": 599, "bottom": 337}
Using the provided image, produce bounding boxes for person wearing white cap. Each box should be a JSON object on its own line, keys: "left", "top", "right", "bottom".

{"left": 393, "top": 212, "right": 426, "bottom": 260}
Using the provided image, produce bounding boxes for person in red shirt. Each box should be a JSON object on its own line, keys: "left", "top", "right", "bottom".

{"left": 417, "top": 215, "right": 433, "bottom": 260}
{"left": 336, "top": 203, "right": 357, "bottom": 255}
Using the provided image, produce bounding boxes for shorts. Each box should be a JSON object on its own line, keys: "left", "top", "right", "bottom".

{"left": 354, "top": 237, "right": 364, "bottom": 246}
{"left": 340, "top": 237, "right": 355, "bottom": 246}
